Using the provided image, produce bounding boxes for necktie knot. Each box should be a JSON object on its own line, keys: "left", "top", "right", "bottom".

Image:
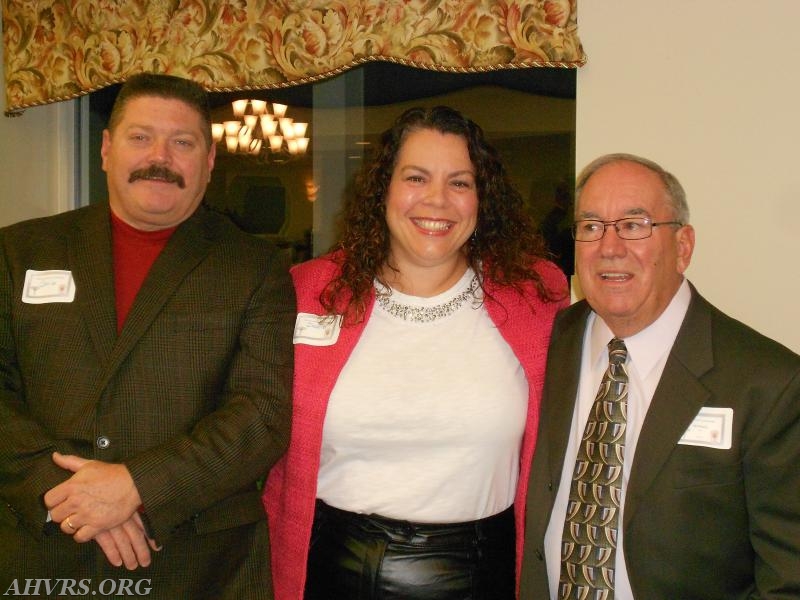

{"left": 608, "top": 338, "right": 627, "bottom": 367}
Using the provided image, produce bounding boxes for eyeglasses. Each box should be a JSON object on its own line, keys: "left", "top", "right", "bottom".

{"left": 571, "top": 217, "right": 684, "bottom": 242}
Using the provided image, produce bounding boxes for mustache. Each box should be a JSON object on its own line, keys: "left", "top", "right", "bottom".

{"left": 128, "top": 165, "right": 186, "bottom": 189}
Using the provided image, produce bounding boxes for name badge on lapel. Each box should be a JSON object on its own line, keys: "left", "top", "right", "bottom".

{"left": 294, "top": 312, "right": 342, "bottom": 346}
{"left": 678, "top": 407, "right": 733, "bottom": 449}
{"left": 22, "top": 270, "right": 76, "bottom": 304}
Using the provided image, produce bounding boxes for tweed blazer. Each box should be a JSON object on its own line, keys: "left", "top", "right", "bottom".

{"left": 520, "top": 285, "right": 800, "bottom": 599}
{"left": 0, "top": 203, "right": 295, "bottom": 599}
{"left": 263, "top": 252, "right": 568, "bottom": 600}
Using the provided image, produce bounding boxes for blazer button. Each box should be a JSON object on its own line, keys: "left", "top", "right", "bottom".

{"left": 96, "top": 435, "right": 111, "bottom": 449}
{"left": 536, "top": 549, "right": 544, "bottom": 560}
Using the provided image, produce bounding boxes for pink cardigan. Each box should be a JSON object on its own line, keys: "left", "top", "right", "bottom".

{"left": 263, "top": 254, "right": 568, "bottom": 599}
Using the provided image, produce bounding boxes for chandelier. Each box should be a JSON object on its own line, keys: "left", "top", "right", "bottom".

{"left": 211, "top": 99, "right": 310, "bottom": 160}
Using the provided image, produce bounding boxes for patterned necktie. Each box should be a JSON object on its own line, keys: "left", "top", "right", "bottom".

{"left": 559, "top": 338, "right": 628, "bottom": 600}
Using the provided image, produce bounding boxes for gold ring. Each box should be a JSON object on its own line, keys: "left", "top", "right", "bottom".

{"left": 65, "top": 517, "right": 76, "bottom": 531}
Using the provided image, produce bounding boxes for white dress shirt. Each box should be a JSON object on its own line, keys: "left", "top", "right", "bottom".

{"left": 544, "top": 279, "right": 692, "bottom": 599}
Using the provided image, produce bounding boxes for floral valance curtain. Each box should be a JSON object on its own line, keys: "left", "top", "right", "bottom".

{"left": 3, "top": 0, "right": 585, "bottom": 114}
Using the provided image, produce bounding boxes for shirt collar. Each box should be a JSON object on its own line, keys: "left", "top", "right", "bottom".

{"left": 588, "top": 279, "right": 692, "bottom": 376}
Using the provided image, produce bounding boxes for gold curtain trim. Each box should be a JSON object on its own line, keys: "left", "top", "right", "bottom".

{"left": 3, "top": 0, "right": 585, "bottom": 114}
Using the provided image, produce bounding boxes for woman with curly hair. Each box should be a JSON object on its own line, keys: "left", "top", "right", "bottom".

{"left": 263, "top": 105, "right": 569, "bottom": 600}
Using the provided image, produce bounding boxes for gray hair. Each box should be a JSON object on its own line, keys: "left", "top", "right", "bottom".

{"left": 575, "top": 153, "right": 690, "bottom": 224}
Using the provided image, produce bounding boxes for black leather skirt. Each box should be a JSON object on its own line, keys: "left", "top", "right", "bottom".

{"left": 305, "top": 500, "right": 515, "bottom": 600}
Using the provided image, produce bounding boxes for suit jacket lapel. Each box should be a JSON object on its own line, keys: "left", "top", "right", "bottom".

{"left": 546, "top": 302, "right": 591, "bottom": 492}
{"left": 64, "top": 204, "right": 220, "bottom": 435}
{"left": 69, "top": 204, "right": 117, "bottom": 363}
{"left": 624, "top": 286, "right": 714, "bottom": 526}
{"left": 107, "top": 206, "right": 217, "bottom": 375}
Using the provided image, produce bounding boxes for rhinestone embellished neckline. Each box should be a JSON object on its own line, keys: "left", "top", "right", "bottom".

{"left": 375, "top": 273, "right": 481, "bottom": 323}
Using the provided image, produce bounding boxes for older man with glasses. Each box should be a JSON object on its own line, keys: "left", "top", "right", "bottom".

{"left": 520, "top": 153, "right": 800, "bottom": 599}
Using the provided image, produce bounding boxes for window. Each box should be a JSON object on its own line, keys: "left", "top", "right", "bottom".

{"left": 85, "top": 64, "right": 575, "bottom": 270}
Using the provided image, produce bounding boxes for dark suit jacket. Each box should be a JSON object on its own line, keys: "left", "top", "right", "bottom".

{"left": 0, "top": 203, "right": 294, "bottom": 599}
{"left": 520, "top": 285, "right": 800, "bottom": 599}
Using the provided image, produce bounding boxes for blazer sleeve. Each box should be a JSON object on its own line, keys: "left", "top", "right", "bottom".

{"left": 745, "top": 365, "right": 800, "bottom": 594}
{"left": 124, "top": 245, "right": 296, "bottom": 541}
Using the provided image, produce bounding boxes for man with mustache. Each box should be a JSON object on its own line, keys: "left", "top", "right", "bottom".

{"left": 0, "top": 73, "right": 294, "bottom": 599}
{"left": 129, "top": 164, "right": 186, "bottom": 187}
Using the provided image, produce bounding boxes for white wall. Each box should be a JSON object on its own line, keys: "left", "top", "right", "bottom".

{"left": 576, "top": 1, "right": 800, "bottom": 353}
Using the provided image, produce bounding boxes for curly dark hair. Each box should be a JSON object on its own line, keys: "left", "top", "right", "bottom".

{"left": 321, "top": 105, "right": 561, "bottom": 323}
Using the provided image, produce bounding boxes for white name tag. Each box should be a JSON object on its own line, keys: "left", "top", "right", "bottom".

{"left": 293, "top": 312, "right": 342, "bottom": 346}
{"left": 678, "top": 407, "right": 733, "bottom": 449}
{"left": 22, "top": 270, "right": 76, "bottom": 304}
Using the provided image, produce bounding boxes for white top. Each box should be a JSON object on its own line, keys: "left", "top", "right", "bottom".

{"left": 544, "top": 278, "right": 692, "bottom": 599}
{"left": 317, "top": 268, "right": 529, "bottom": 522}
